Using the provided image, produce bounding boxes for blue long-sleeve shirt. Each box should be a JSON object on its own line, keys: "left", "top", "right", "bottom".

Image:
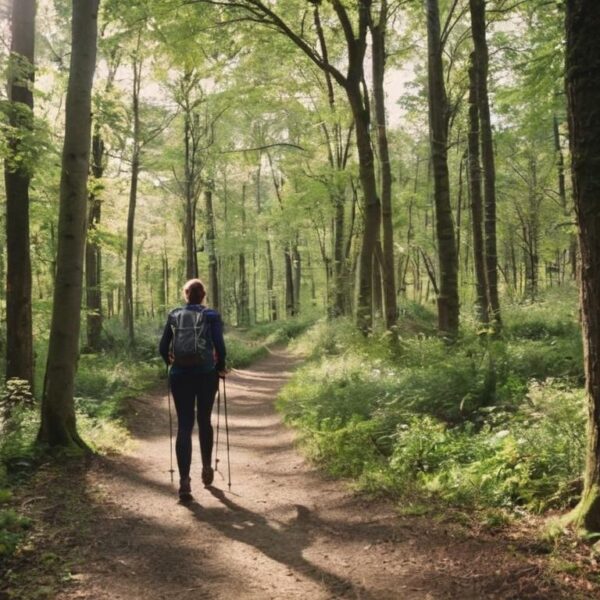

{"left": 159, "top": 304, "right": 226, "bottom": 373}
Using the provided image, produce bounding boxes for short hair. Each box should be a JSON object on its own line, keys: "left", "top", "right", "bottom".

{"left": 183, "top": 278, "right": 206, "bottom": 304}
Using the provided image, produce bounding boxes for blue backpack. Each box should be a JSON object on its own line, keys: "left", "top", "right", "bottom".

{"left": 170, "top": 307, "right": 214, "bottom": 368}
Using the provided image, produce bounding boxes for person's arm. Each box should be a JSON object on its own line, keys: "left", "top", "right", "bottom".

{"left": 158, "top": 316, "right": 173, "bottom": 366}
{"left": 210, "top": 312, "right": 227, "bottom": 373}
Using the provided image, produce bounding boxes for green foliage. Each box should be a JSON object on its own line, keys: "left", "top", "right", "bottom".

{"left": 278, "top": 299, "right": 586, "bottom": 514}
{"left": 0, "top": 505, "right": 32, "bottom": 558}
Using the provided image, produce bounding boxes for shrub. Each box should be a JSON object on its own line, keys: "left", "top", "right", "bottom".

{"left": 277, "top": 297, "right": 587, "bottom": 514}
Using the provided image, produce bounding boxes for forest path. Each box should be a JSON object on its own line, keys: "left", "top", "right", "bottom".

{"left": 55, "top": 349, "right": 569, "bottom": 600}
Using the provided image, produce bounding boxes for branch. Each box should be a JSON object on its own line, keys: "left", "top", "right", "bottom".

{"left": 221, "top": 142, "right": 305, "bottom": 154}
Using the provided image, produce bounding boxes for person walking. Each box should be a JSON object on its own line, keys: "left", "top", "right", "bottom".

{"left": 159, "top": 278, "right": 227, "bottom": 501}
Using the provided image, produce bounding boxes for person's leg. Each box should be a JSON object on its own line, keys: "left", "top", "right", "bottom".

{"left": 170, "top": 374, "right": 195, "bottom": 482}
{"left": 196, "top": 371, "right": 219, "bottom": 470}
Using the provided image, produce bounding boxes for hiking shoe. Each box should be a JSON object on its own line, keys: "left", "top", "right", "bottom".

{"left": 202, "top": 466, "right": 214, "bottom": 487}
{"left": 179, "top": 477, "right": 192, "bottom": 500}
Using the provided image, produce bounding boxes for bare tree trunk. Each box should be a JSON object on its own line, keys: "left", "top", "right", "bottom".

{"left": 426, "top": 0, "right": 459, "bottom": 337}
{"left": 565, "top": 0, "right": 600, "bottom": 533}
{"left": 293, "top": 241, "right": 301, "bottom": 315}
{"left": 85, "top": 126, "right": 104, "bottom": 351}
{"left": 467, "top": 57, "right": 489, "bottom": 323}
{"left": 284, "top": 244, "right": 295, "bottom": 317}
{"left": 371, "top": 0, "right": 397, "bottom": 330}
{"left": 39, "top": 0, "right": 99, "bottom": 448}
{"left": 204, "top": 189, "right": 219, "bottom": 310}
{"left": 266, "top": 237, "right": 277, "bottom": 321}
{"left": 470, "top": 0, "right": 501, "bottom": 329}
{"left": 124, "top": 51, "right": 142, "bottom": 346}
{"left": 4, "top": 0, "right": 35, "bottom": 387}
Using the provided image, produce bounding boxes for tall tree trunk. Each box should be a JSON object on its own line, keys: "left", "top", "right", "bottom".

{"left": 124, "top": 52, "right": 142, "bottom": 346}
{"left": 238, "top": 184, "right": 250, "bottom": 325}
{"left": 470, "top": 0, "right": 501, "bottom": 329}
{"left": 426, "top": 0, "right": 459, "bottom": 337}
{"left": 284, "top": 244, "right": 295, "bottom": 317}
{"left": 346, "top": 82, "right": 381, "bottom": 334}
{"left": 39, "top": 0, "right": 99, "bottom": 448}
{"left": 4, "top": 0, "right": 35, "bottom": 386}
{"left": 85, "top": 126, "right": 104, "bottom": 351}
{"left": 184, "top": 112, "right": 198, "bottom": 280}
{"left": 371, "top": 0, "right": 397, "bottom": 330}
{"left": 266, "top": 237, "right": 277, "bottom": 321}
{"left": 332, "top": 192, "right": 346, "bottom": 317}
{"left": 565, "top": 0, "right": 600, "bottom": 533}
{"left": 293, "top": 241, "right": 301, "bottom": 315}
{"left": 467, "top": 57, "right": 489, "bottom": 323}
{"left": 205, "top": 189, "right": 219, "bottom": 310}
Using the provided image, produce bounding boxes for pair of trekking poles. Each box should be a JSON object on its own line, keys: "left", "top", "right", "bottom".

{"left": 167, "top": 369, "right": 232, "bottom": 490}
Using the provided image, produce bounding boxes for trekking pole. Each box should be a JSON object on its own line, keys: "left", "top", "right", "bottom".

{"left": 222, "top": 376, "right": 232, "bottom": 490}
{"left": 214, "top": 384, "right": 221, "bottom": 473}
{"left": 166, "top": 366, "right": 175, "bottom": 484}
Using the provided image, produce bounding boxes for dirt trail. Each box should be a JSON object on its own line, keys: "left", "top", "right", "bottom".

{"left": 53, "top": 349, "right": 578, "bottom": 600}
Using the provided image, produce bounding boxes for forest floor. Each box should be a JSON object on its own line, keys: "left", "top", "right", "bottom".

{"left": 2, "top": 348, "right": 597, "bottom": 600}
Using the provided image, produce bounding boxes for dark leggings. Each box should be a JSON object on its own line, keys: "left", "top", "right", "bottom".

{"left": 170, "top": 371, "right": 219, "bottom": 480}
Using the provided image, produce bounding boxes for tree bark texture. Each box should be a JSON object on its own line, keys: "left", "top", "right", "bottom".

{"left": 371, "top": 0, "right": 397, "bottom": 330}
{"left": 470, "top": 0, "right": 501, "bottom": 329}
{"left": 85, "top": 127, "right": 104, "bottom": 351}
{"left": 4, "top": 0, "right": 35, "bottom": 386}
{"left": 467, "top": 58, "right": 490, "bottom": 324}
{"left": 39, "top": 0, "right": 99, "bottom": 447}
{"left": 426, "top": 0, "right": 459, "bottom": 337}
{"left": 124, "top": 54, "right": 142, "bottom": 346}
{"left": 204, "top": 189, "right": 219, "bottom": 311}
{"left": 565, "top": 0, "right": 600, "bottom": 533}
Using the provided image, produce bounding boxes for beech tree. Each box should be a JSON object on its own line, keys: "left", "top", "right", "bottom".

{"left": 469, "top": 0, "right": 501, "bottom": 330}
{"left": 38, "top": 0, "right": 99, "bottom": 447}
{"left": 565, "top": 0, "right": 600, "bottom": 533}
{"left": 426, "top": 0, "right": 459, "bottom": 337}
{"left": 4, "top": 0, "right": 35, "bottom": 386}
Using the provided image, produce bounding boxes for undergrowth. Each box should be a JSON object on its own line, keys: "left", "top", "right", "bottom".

{"left": 278, "top": 289, "right": 585, "bottom": 516}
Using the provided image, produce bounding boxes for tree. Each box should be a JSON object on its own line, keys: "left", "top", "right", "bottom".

{"left": 370, "top": 0, "right": 398, "bottom": 330}
{"left": 564, "top": 0, "right": 600, "bottom": 533}
{"left": 467, "top": 56, "right": 489, "bottom": 323}
{"left": 4, "top": 0, "right": 35, "bottom": 386}
{"left": 469, "top": 0, "right": 501, "bottom": 329}
{"left": 38, "top": 0, "right": 100, "bottom": 448}
{"left": 426, "top": 0, "right": 459, "bottom": 337}
{"left": 189, "top": 0, "right": 382, "bottom": 333}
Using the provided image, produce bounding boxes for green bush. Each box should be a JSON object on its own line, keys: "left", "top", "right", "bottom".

{"left": 277, "top": 299, "right": 587, "bottom": 514}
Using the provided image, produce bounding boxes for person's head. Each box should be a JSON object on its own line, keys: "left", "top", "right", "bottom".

{"left": 183, "top": 278, "right": 206, "bottom": 305}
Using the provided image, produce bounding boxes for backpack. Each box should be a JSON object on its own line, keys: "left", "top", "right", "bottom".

{"left": 170, "top": 307, "right": 214, "bottom": 368}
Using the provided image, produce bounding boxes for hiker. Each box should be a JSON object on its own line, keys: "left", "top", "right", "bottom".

{"left": 159, "top": 278, "right": 227, "bottom": 500}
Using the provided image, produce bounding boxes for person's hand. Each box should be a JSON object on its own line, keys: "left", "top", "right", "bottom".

{"left": 218, "top": 369, "right": 229, "bottom": 379}
{"left": 168, "top": 352, "right": 175, "bottom": 365}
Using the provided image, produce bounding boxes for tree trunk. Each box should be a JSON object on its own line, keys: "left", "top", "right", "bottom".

{"left": 124, "top": 54, "right": 142, "bottom": 346}
{"left": 332, "top": 192, "right": 346, "bottom": 317}
{"left": 371, "top": 0, "right": 397, "bottom": 330}
{"left": 293, "top": 241, "right": 301, "bottom": 315}
{"left": 266, "top": 237, "right": 277, "bottom": 321}
{"left": 426, "top": 0, "right": 459, "bottom": 337}
{"left": 204, "top": 189, "right": 219, "bottom": 310}
{"left": 347, "top": 82, "right": 381, "bottom": 334}
{"left": 565, "top": 0, "right": 600, "bottom": 533}
{"left": 467, "top": 57, "right": 489, "bottom": 323}
{"left": 39, "top": 0, "right": 99, "bottom": 448}
{"left": 85, "top": 127, "right": 104, "bottom": 351}
{"left": 284, "top": 244, "right": 295, "bottom": 317}
{"left": 184, "top": 112, "right": 199, "bottom": 280}
{"left": 470, "top": 0, "right": 501, "bottom": 329}
{"left": 4, "top": 0, "right": 35, "bottom": 387}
